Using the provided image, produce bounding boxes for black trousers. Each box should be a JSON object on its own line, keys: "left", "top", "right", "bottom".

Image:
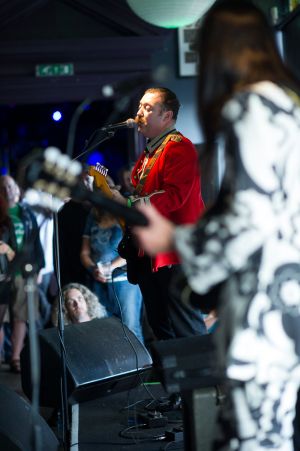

{"left": 135, "top": 257, "right": 207, "bottom": 340}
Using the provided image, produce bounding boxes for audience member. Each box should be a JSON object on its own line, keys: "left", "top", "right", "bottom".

{"left": 117, "top": 163, "right": 135, "bottom": 196}
{"left": 51, "top": 282, "right": 106, "bottom": 325}
{"left": 0, "top": 196, "right": 16, "bottom": 362}
{"left": 80, "top": 199, "right": 144, "bottom": 343}
{"left": 0, "top": 175, "right": 44, "bottom": 373}
{"left": 30, "top": 205, "right": 56, "bottom": 327}
{"left": 58, "top": 198, "right": 91, "bottom": 287}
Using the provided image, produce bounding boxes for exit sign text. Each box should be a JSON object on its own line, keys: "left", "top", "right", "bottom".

{"left": 35, "top": 63, "right": 74, "bottom": 77}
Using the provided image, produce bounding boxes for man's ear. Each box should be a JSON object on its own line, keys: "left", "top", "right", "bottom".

{"left": 163, "top": 110, "right": 173, "bottom": 122}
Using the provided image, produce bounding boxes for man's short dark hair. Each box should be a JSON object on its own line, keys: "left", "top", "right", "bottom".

{"left": 145, "top": 87, "right": 181, "bottom": 120}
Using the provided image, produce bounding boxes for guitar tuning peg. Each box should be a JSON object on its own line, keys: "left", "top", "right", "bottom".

{"left": 44, "top": 147, "right": 64, "bottom": 175}
{"left": 44, "top": 146, "right": 61, "bottom": 163}
{"left": 58, "top": 187, "right": 71, "bottom": 200}
{"left": 64, "top": 172, "right": 78, "bottom": 186}
{"left": 34, "top": 179, "right": 47, "bottom": 191}
{"left": 69, "top": 160, "right": 82, "bottom": 176}
{"left": 45, "top": 182, "right": 59, "bottom": 195}
{"left": 51, "top": 161, "right": 82, "bottom": 185}
{"left": 57, "top": 154, "right": 71, "bottom": 170}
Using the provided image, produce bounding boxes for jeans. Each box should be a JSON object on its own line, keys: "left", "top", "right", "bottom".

{"left": 92, "top": 273, "right": 144, "bottom": 344}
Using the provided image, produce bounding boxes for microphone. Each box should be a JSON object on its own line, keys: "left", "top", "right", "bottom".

{"left": 101, "top": 118, "right": 137, "bottom": 131}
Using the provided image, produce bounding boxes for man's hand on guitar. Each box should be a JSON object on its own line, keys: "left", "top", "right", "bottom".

{"left": 89, "top": 163, "right": 127, "bottom": 206}
{"left": 110, "top": 188, "right": 127, "bottom": 205}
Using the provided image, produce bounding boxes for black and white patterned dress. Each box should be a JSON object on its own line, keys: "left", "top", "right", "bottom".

{"left": 175, "top": 81, "right": 300, "bottom": 450}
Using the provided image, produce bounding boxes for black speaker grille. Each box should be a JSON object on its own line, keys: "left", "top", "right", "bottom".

{"left": 21, "top": 317, "right": 152, "bottom": 406}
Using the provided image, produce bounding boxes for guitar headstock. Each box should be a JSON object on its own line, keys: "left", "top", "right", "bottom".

{"left": 93, "top": 163, "right": 108, "bottom": 177}
{"left": 88, "top": 163, "right": 113, "bottom": 198}
{"left": 18, "top": 147, "right": 82, "bottom": 211}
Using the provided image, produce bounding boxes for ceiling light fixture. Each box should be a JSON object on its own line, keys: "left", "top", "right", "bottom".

{"left": 126, "top": 0, "right": 215, "bottom": 29}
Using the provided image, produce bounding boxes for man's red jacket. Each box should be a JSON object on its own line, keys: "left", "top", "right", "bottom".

{"left": 131, "top": 132, "right": 205, "bottom": 271}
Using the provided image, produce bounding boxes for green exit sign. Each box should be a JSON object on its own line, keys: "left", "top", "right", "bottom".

{"left": 35, "top": 63, "right": 74, "bottom": 77}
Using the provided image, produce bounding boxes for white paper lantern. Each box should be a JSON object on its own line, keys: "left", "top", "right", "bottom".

{"left": 127, "top": 0, "right": 215, "bottom": 29}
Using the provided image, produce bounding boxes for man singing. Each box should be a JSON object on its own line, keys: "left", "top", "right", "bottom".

{"left": 115, "top": 87, "right": 206, "bottom": 340}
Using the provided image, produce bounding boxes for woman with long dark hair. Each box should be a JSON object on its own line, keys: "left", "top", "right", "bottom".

{"left": 132, "top": 1, "right": 300, "bottom": 448}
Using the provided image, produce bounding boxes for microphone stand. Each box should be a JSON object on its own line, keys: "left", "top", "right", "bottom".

{"left": 52, "top": 209, "right": 70, "bottom": 449}
{"left": 6, "top": 220, "right": 68, "bottom": 450}
{"left": 25, "top": 263, "right": 43, "bottom": 451}
{"left": 66, "top": 77, "right": 137, "bottom": 160}
{"left": 4, "top": 243, "right": 45, "bottom": 451}
{"left": 72, "top": 129, "right": 115, "bottom": 162}
{"left": 66, "top": 96, "right": 94, "bottom": 158}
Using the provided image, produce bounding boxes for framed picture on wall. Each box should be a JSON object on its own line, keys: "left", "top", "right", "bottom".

{"left": 177, "top": 23, "right": 199, "bottom": 77}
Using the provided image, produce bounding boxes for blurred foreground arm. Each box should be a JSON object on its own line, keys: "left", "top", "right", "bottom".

{"left": 132, "top": 204, "right": 176, "bottom": 255}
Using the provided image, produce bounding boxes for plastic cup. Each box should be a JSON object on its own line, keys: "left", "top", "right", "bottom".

{"left": 97, "top": 261, "right": 112, "bottom": 281}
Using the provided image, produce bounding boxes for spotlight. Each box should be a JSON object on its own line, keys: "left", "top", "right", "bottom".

{"left": 52, "top": 111, "right": 62, "bottom": 122}
{"left": 86, "top": 151, "right": 104, "bottom": 166}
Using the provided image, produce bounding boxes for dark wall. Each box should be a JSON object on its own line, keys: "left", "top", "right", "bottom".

{"left": 281, "top": 9, "right": 300, "bottom": 81}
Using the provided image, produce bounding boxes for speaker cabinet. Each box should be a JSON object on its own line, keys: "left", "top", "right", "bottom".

{"left": 21, "top": 317, "right": 152, "bottom": 407}
{"left": 151, "top": 334, "right": 222, "bottom": 393}
{"left": 151, "top": 335, "right": 225, "bottom": 451}
{"left": 182, "top": 386, "right": 224, "bottom": 451}
{"left": 0, "top": 384, "right": 59, "bottom": 450}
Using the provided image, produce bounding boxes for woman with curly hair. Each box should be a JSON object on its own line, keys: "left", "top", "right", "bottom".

{"left": 52, "top": 283, "right": 107, "bottom": 326}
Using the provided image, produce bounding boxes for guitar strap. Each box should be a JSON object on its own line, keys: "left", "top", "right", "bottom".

{"left": 134, "top": 132, "right": 182, "bottom": 195}
{"left": 120, "top": 132, "right": 182, "bottom": 262}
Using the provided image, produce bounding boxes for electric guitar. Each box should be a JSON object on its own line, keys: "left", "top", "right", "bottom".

{"left": 18, "top": 147, "right": 148, "bottom": 227}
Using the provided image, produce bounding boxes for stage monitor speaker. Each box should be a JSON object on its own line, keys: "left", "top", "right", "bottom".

{"left": 0, "top": 384, "right": 59, "bottom": 450}
{"left": 151, "top": 334, "right": 223, "bottom": 393}
{"left": 21, "top": 317, "right": 152, "bottom": 407}
{"left": 182, "top": 385, "right": 225, "bottom": 451}
{"left": 152, "top": 335, "right": 226, "bottom": 451}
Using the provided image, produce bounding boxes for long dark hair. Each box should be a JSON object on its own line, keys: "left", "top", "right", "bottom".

{"left": 196, "top": 0, "right": 300, "bottom": 148}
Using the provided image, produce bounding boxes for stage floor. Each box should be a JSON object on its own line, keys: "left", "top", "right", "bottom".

{"left": 74, "top": 383, "right": 184, "bottom": 451}
{"left": 0, "top": 364, "right": 184, "bottom": 451}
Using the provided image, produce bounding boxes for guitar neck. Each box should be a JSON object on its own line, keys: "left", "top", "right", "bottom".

{"left": 20, "top": 148, "right": 148, "bottom": 227}
{"left": 73, "top": 185, "right": 148, "bottom": 227}
{"left": 88, "top": 165, "right": 128, "bottom": 230}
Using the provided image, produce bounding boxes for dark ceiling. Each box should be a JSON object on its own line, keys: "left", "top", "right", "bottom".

{"left": 1, "top": 0, "right": 300, "bottom": 175}
{"left": 0, "top": 0, "right": 172, "bottom": 105}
